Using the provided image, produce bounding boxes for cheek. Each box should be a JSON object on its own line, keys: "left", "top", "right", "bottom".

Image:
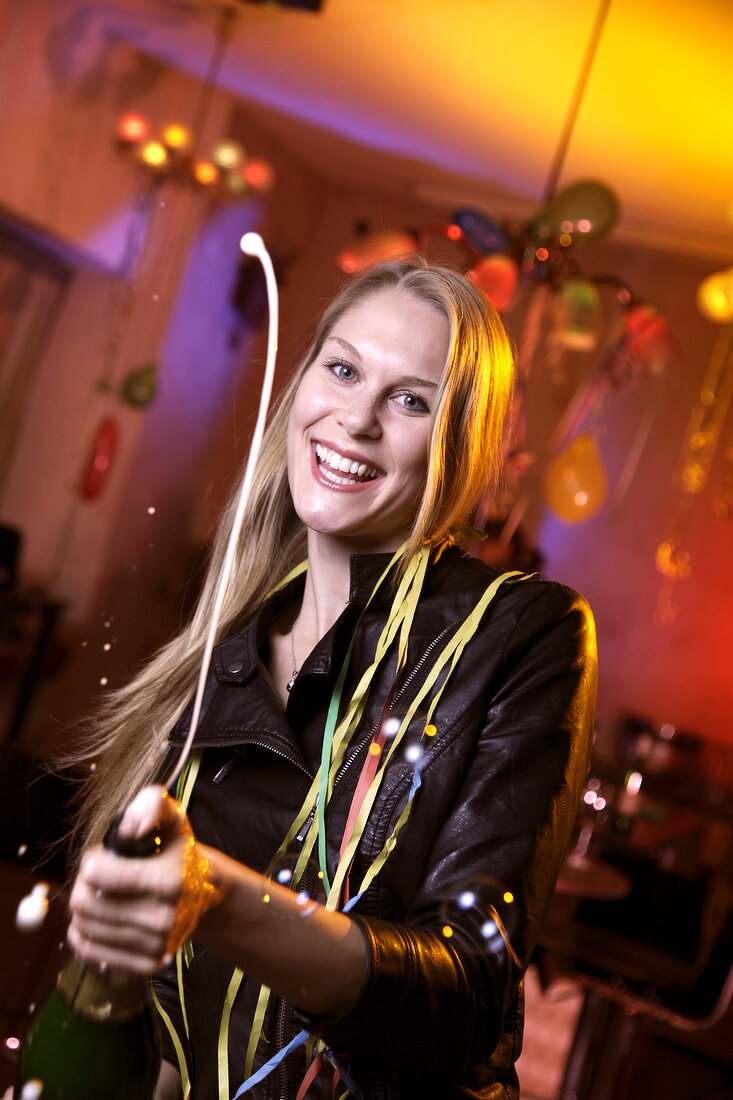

{"left": 290, "top": 375, "right": 332, "bottom": 433}
{"left": 396, "top": 430, "right": 432, "bottom": 488}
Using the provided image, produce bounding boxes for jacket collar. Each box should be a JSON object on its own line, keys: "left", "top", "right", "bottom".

{"left": 213, "top": 546, "right": 462, "bottom": 686}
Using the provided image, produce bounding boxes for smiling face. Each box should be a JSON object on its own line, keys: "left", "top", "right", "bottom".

{"left": 286, "top": 287, "right": 451, "bottom": 556}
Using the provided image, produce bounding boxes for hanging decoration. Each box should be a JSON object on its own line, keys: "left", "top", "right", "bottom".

{"left": 467, "top": 255, "right": 518, "bottom": 314}
{"left": 333, "top": 177, "right": 621, "bottom": 316}
{"left": 73, "top": 2, "right": 279, "bottom": 511}
{"left": 335, "top": 188, "right": 674, "bottom": 538}
{"left": 712, "top": 437, "right": 733, "bottom": 520}
{"left": 530, "top": 179, "right": 620, "bottom": 244}
{"left": 544, "top": 432, "right": 608, "bottom": 523}
{"left": 112, "top": 8, "right": 274, "bottom": 203}
{"left": 337, "top": 228, "right": 418, "bottom": 273}
{"left": 120, "top": 362, "right": 158, "bottom": 408}
{"left": 655, "top": 322, "right": 733, "bottom": 622}
{"left": 333, "top": 1, "right": 682, "bottom": 549}
{"left": 114, "top": 112, "right": 274, "bottom": 201}
{"left": 553, "top": 279, "right": 602, "bottom": 352}
{"left": 79, "top": 417, "right": 120, "bottom": 501}
{"left": 696, "top": 265, "right": 733, "bottom": 325}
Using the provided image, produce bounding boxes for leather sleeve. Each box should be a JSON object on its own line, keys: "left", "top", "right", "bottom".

{"left": 305, "top": 582, "right": 597, "bottom": 1078}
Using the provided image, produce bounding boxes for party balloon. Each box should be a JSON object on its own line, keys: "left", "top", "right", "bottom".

{"left": 121, "top": 363, "right": 158, "bottom": 408}
{"left": 544, "top": 433, "right": 607, "bottom": 523}
{"left": 80, "top": 417, "right": 119, "bottom": 501}
{"left": 467, "top": 254, "right": 518, "bottom": 312}
{"left": 696, "top": 267, "right": 733, "bottom": 323}
{"left": 337, "top": 230, "right": 417, "bottom": 273}
{"left": 451, "top": 210, "right": 508, "bottom": 255}
{"left": 624, "top": 303, "right": 674, "bottom": 372}
{"left": 555, "top": 279, "right": 601, "bottom": 351}
{"left": 532, "top": 181, "right": 620, "bottom": 242}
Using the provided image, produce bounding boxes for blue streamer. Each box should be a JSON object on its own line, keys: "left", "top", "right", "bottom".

{"left": 232, "top": 1029, "right": 309, "bottom": 1097}
{"left": 325, "top": 1048, "right": 363, "bottom": 1100}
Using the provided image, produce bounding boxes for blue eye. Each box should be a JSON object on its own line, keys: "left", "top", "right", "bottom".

{"left": 326, "top": 360, "right": 356, "bottom": 381}
{"left": 395, "top": 392, "right": 430, "bottom": 414}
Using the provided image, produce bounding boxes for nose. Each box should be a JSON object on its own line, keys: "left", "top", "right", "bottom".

{"left": 337, "top": 392, "right": 382, "bottom": 438}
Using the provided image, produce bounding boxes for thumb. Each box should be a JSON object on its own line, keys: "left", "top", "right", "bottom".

{"left": 117, "top": 785, "right": 188, "bottom": 842}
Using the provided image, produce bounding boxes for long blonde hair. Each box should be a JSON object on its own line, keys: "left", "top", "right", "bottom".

{"left": 71, "top": 256, "right": 515, "bottom": 850}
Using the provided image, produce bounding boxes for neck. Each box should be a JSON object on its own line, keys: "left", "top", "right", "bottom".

{"left": 299, "top": 534, "right": 354, "bottom": 639}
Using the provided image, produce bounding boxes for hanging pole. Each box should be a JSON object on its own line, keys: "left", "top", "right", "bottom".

{"left": 542, "top": 0, "right": 614, "bottom": 203}
{"left": 191, "top": 5, "right": 239, "bottom": 146}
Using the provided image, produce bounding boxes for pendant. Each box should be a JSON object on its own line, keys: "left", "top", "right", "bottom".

{"left": 286, "top": 676, "right": 296, "bottom": 692}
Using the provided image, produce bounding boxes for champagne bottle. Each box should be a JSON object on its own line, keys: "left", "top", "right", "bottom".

{"left": 14, "top": 821, "right": 163, "bottom": 1100}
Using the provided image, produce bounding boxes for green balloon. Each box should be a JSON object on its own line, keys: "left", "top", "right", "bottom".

{"left": 121, "top": 363, "right": 158, "bottom": 408}
{"left": 532, "top": 180, "right": 620, "bottom": 242}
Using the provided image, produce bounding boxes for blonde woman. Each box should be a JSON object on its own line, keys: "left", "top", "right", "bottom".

{"left": 66, "top": 258, "right": 597, "bottom": 1100}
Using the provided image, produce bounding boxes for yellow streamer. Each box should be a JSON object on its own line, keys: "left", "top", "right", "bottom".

{"left": 152, "top": 985, "right": 191, "bottom": 1100}
{"left": 326, "top": 570, "right": 529, "bottom": 909}
{"left": 245, "top": 983, "right": 273, "bottom": 1080}
{"left": 218, "top": 968, "right": 245, "bottom": 1100}
{"left": 175, "top": 951, "right": 190, "bottom": 1041}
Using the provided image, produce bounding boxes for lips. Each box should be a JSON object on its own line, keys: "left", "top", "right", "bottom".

{"left": 314, "top": 442, "right": 381, "bottom": 486}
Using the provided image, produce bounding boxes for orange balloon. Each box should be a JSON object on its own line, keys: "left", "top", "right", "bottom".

{"left": 467, "top": 254, "right": 518, "bottom": 313}
{"left": 337, "top": 230, "right": 417, "bottom": 273}
{"left": 544, "top": 433, "right": 607, "bottom": 523}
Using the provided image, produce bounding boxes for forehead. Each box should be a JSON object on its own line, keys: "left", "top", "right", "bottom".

{"left": 323, "top": 287, "right": 450, "bottom": 371}
{"left": 333, "top": 286, "right": 446, "bottom": 329}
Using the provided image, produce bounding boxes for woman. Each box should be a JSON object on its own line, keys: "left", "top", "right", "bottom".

{"left": 66, "top": 257, "right": 597, "bottom": 1099}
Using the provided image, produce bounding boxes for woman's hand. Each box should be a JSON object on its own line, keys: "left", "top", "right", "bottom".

{"left": 69, "top": 787, "right": 367, "bottom": 1016}
{"left": 67, "top": 786, "right": 220, "bottom": 974}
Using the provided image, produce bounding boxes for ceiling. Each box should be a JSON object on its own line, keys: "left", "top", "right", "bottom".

{"left": 115, "top": 0, "right": 733, "bottom": 261}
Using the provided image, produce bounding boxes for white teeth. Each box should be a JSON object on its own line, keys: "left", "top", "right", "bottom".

{"left": 320, "top": 466, "right": 356, "bottom": 486}
{"left": 314, "top": 444, "right": 378, "bottom": 481}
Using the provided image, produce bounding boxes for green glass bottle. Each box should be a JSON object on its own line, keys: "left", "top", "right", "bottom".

{"left": 14, "top": 957, "right": 161, "bottom": 1099}
{"left": 14, "top": 821, "right": 162, "bottom": 1099}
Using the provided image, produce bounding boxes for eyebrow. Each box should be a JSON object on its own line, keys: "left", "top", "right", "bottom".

{"left": 324, "top": 335, "right": 439, "bottom": 389}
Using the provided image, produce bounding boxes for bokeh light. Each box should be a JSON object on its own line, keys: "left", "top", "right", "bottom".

{"left": 140, "top": 141, "right": 169, "bottom": 170}
{"left": 161, "top": 122, "right": 193, "bottom": 152}
{"left": 438, "top": 875, "right": 519, "bottom": 960}
{"left": 193, "top": 160, "right": 219, "bottom": 187}
{"left": 243, "top": 158, "right": 275, "bottom": 193}
{"left": 115, "top": 112, "right": 149, "bottom": 144}
{"left": 212, "top": 139, "right": 245, "bottom": 170}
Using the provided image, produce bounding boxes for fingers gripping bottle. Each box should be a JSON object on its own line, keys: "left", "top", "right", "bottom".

{"left": 14, "top": 822, "right": 162, "bottom": 1100}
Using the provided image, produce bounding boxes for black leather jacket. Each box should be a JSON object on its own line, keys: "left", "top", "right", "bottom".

{"left": 154, "top": 547, "right": 597, "bottom": 1099}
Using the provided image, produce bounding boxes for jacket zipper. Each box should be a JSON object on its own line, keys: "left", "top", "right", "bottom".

{"left": 390, "top": 621, "right": 457, "bottom": 710}
{"left": 243, "top": 739, "right": 313, "bottom": 779}
{"left": 296, "top": 803, "right": 317, "bottom": 842}
{"left": 274, "top": 995, "right": 290, "bottom": 1100}
{"left": 331, "top": 621, "right": 458, "bottom": 795}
